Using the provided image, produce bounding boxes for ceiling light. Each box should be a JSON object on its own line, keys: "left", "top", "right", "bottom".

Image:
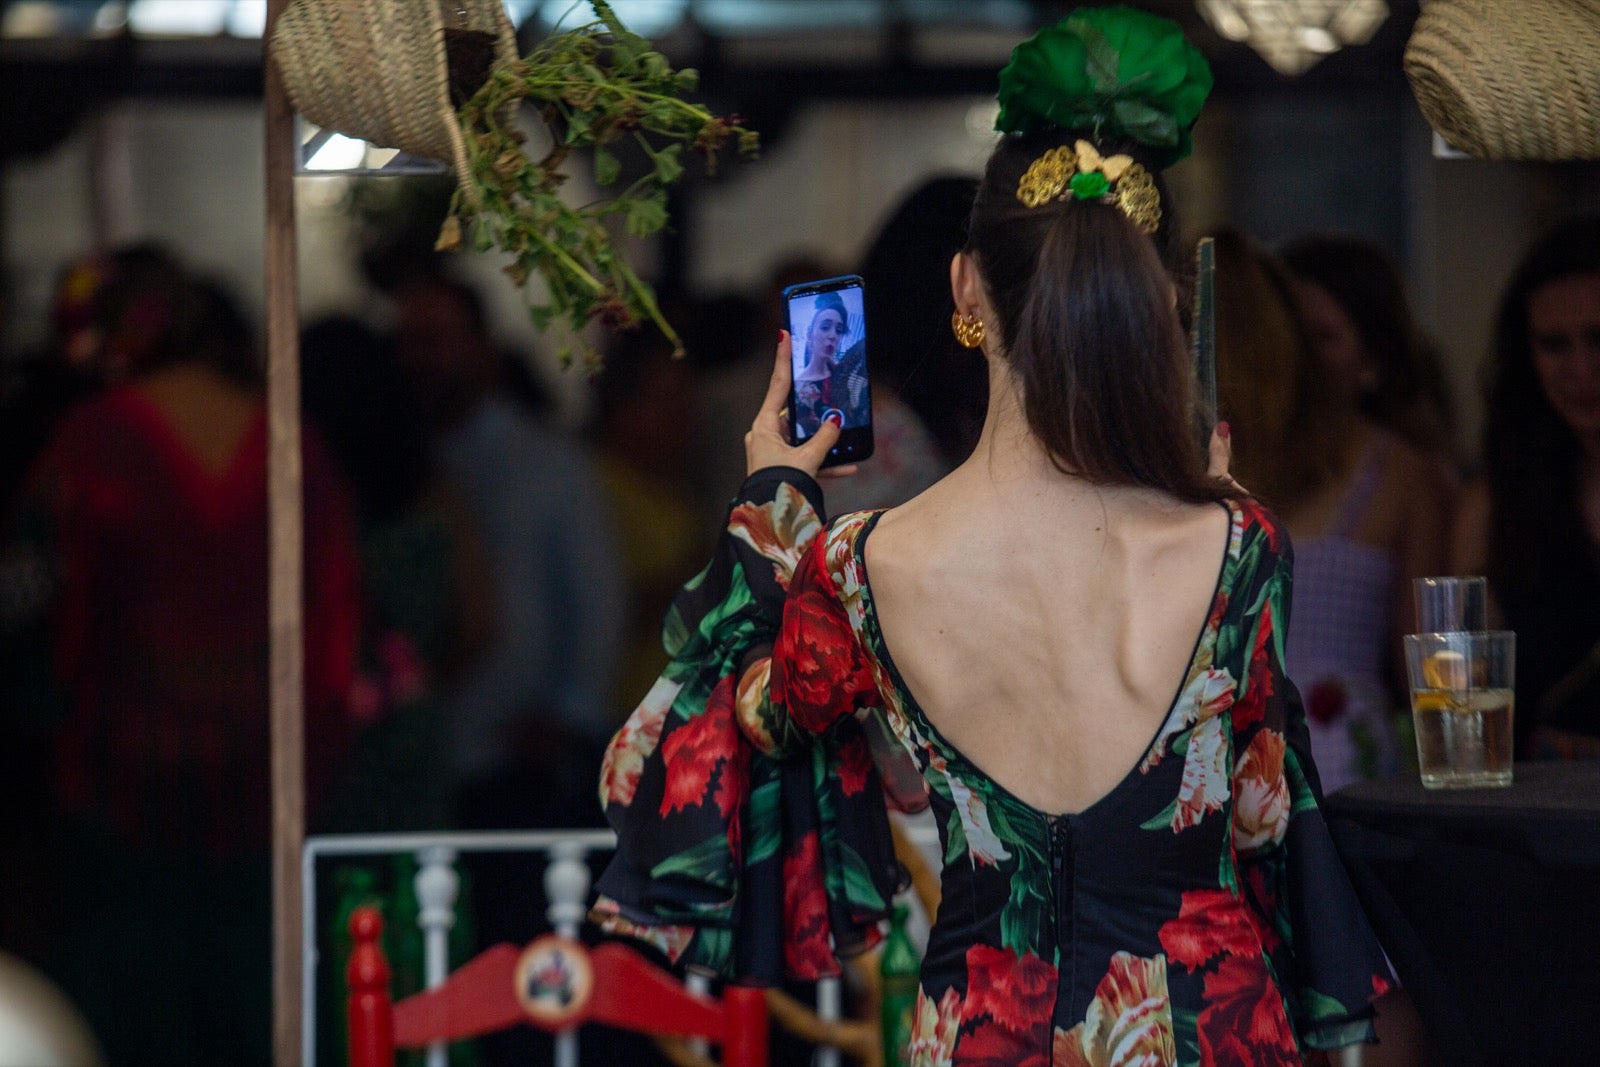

{"left": 1197, "top": 0, "right": 1388, "bottom": 76}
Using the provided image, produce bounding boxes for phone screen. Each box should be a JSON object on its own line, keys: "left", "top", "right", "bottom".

{"left": 783, "top": 274, "right": 874, "bottom": 467}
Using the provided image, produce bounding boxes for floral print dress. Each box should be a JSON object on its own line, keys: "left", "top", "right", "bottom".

{"left": 594, "top": 468, "right": 1390, "bottom": 1065}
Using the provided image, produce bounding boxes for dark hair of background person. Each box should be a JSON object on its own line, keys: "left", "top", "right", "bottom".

{"left": 684, "top": 290, "right": 762, "bottom": 373}
{"left": 1281, "top": 233, "right": 1455, "bottom": 457}
{"left": 1210, "top": 226, "right": 1343, "bottom": 510}
{"left": 1482, "top": 217, "right": 1600, "bottom": 620}
{"left": 300, "top": 315, "right": 430, "bottom": 525}
{"left": 965, "top": 127, "right": 1222, "bottom": 504}
{"left": 185, "top": 277, "right": 264, "bottom": 388}
{"left": 86, "top": 242, "right": 199, "bottom": 379}
{"left": 857, "top": 175, "right": 988, "bottom": 465}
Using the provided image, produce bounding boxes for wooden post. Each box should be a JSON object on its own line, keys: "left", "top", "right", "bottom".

{"left": 264, "top": 0, "right": 305, "bottom": 1062}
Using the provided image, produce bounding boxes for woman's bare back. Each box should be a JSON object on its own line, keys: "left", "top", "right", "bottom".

{"left": 864, "top": 469, "right": 1230, "bottom": 815}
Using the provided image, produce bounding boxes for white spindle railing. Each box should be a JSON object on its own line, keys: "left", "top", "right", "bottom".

{"left": 301, "top": 824, "right": 938, "bottom": 1066}
{"left": 412, "top": 845, "right": 458, "bottom": 1067}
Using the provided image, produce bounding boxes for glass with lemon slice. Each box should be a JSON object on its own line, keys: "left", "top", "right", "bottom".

{"left": 1402, "top": 631, "right": 1515, "bottom": 789}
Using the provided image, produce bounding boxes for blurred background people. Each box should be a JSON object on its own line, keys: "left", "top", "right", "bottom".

{"left": 1213, "top": 227, "right": 1452, "bottom": 793}
{"left": 820, "top": 177, "right": 963, "bottom": 516}
{"left": 300, "top": 314, "right": 494, "bottom": 832}
{"left": 852, "top": 176, "right": 989, "bottom": 470}
{"left": 1, "top": 250, "right": 360, "bottom": 1066}
{"left": 0, "top": 253, "right": 121, "bottom": 516}
{"left": 391, "top": 272, "right": 625, "bottom": 830}
{"left": 1282, "top": 233, "right": 1459, "bottom": 469}
{"left": 1453, "top": 217, "right": 1600, "bottom": 758}
{"left": 590, "top": 316, "right": 714, "bottom": 728}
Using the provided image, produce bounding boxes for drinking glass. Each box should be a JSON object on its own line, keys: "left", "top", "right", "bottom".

{"left": 1414, "top": 576, "right": 1487, "bottom": 632}
{"left": 1402, "top": 631, "right": 1515, "bottom": 789}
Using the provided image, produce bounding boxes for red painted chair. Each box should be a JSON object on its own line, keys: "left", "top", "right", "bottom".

{"left": 344, "top": 906, "right": 767, "bottom": 1067}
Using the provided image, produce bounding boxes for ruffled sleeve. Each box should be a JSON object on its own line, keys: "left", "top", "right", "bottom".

{"left": 591, "top": 467, "right": 904, "bottom": 983}
{"left": 1228, "top": 504, "right": 1393, "bottom": 1051}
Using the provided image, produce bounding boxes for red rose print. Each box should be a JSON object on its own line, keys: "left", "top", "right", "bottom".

{"left": 1232, "top": 603, "right": 1276, "bottom": 734}
{"left": 1158, "top": 889, "right": 1260, "bottom": 973}
{"left": 955, "top": 1017, "right": 1051, "bottom": 1067}
{"left": 961, "top": 943, "right": 1057, "bottom": 1037}
{"left": 1196, "top": 953, "right": 1298, "bottom": 1067}
{"left": 781, "top": 831, "right": 838, "bottom": 979}
{"left": 836, "top": 733, "right": 872, "bottom": 796}
{"left": 659, "top": 675, "right": 745, "bottom": 818}
{"left": 1240, "top": 863, "right": 1282, "bottom": 955}
{"left": 772, "top": 549, "right": 874, "bottom": 731}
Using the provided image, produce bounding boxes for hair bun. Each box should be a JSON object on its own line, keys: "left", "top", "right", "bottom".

{"left": 995, "top": 6, "right": 1212, "bottom": 168}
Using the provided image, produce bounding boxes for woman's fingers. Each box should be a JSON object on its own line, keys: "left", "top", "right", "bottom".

{"left": 793, "top": 411, "right": 843, "bottom": 468}
{"left": 1208, "top": 421, "right": 1246, "bottom": 494}
{"left": 745, "top": 330, "right": 859, "bottom": 479}
{"left": 755, "top": 331, "right": 793, "bottom": 432}
{"left": 1207, "top": 421, "right": 1231, "bottom": 479}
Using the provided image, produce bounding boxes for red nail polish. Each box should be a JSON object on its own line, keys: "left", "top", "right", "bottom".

{"left": 1217, "top": 421, "right": 1231, "bottom": 439}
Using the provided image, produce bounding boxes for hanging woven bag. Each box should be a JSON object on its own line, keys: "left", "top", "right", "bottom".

{"left": 267, "top": 0, "right": 519, "bottom": 172}
{"left": 1405, "top": 0, "right": 1600, "bottom": 160}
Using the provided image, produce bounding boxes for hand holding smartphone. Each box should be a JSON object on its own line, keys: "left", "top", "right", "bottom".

{"left": 782, "top": 274, "right": 874, "bottom": 468}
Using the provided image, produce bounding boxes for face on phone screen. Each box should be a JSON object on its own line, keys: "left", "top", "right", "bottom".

{"left": 784, "top": 276, "right": 873, "bottom": 465}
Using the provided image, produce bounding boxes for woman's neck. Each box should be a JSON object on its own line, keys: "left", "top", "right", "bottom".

{"left": 964, "top": 354, "right": 1076, "bottom": 486}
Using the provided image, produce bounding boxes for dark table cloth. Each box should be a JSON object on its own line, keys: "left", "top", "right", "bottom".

{"left": 1324, "top": 761, "right": 1600, "bottom": 1066}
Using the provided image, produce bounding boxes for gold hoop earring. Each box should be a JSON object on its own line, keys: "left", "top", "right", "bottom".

{"left": 952, "top": 310, "right": 985, "bottom": 349}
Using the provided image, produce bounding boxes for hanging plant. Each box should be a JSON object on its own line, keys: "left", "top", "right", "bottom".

{"left": 435, "top": 0, "right": 759, "bottom": 367}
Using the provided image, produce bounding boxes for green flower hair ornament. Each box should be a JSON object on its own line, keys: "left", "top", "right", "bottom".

{"left": 995, "top": 5, "right": 1213, "bottom": 168}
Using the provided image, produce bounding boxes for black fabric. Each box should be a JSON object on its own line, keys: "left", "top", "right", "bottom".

{"left": 1325, "top": 762, "right": 1600, "bottom": 1066}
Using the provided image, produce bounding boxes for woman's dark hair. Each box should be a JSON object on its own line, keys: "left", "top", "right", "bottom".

{"left": 90, "top": 242, "right": 199, "bottom": 378}
{"left": 186, "top": 278, "right": 264, "bottom": 387}
{"left": 809, "top": 290, "right": 848, "bottom": 335}
{"left": 1483, "top": 217, "right": 1600, "bottom": 615}
{"left": 1281, "top": 234, "right": 1454, "bottom": 455}
{"left": 965, "top": 128, "right": 1221, "bottom": 503}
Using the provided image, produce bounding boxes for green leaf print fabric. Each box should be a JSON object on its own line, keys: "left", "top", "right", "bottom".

{"left": 594, "top": 469, "right": 1392, "bottom": 1065}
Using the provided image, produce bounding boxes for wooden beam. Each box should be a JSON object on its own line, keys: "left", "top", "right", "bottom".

{"left": 263, "top": 1, "right": 304, "bottom": 1063}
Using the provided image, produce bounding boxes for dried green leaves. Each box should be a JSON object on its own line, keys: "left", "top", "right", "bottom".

{"left": 440, "top": 0, "right": 758, "bottom": 367}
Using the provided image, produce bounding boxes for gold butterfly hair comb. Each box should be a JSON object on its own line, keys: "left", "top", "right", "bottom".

{"left": 1015, "top": 139, "right": 1162, "bottom": 235}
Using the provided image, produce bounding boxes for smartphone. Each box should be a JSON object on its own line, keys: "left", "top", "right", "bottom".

{"left": 782, "top": 274, "right": 874, "bottom": 467}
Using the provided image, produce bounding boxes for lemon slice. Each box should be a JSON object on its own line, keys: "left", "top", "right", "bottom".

{"left": 1422, "top": 650, "right": 1468, "bottom": 689}
{"left": 1412, "top": 691, "right": 1462, "bottom": 714}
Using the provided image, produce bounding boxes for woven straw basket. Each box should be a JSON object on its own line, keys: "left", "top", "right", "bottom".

{"left": 268, "top": 0, "right": 518, "bottom": 168}
{"left": 1405, "top": 0, "right": 1600, "bottom": 160}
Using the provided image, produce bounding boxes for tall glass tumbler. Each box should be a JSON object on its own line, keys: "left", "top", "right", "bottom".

{"left": 1414, "top": 576, "right": 1488, "bottom": 632}
{"left": 1402, "top": 631, "right": 1515, "bottom": 789}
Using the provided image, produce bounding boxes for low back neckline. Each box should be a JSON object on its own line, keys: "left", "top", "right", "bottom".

{"left": 849, "top": 499, "right": 1240, "bottom": 821}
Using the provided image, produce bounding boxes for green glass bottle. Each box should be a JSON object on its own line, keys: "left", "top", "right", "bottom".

{"left": 880, "top": 902, "right": 921, "bottom": 1067}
